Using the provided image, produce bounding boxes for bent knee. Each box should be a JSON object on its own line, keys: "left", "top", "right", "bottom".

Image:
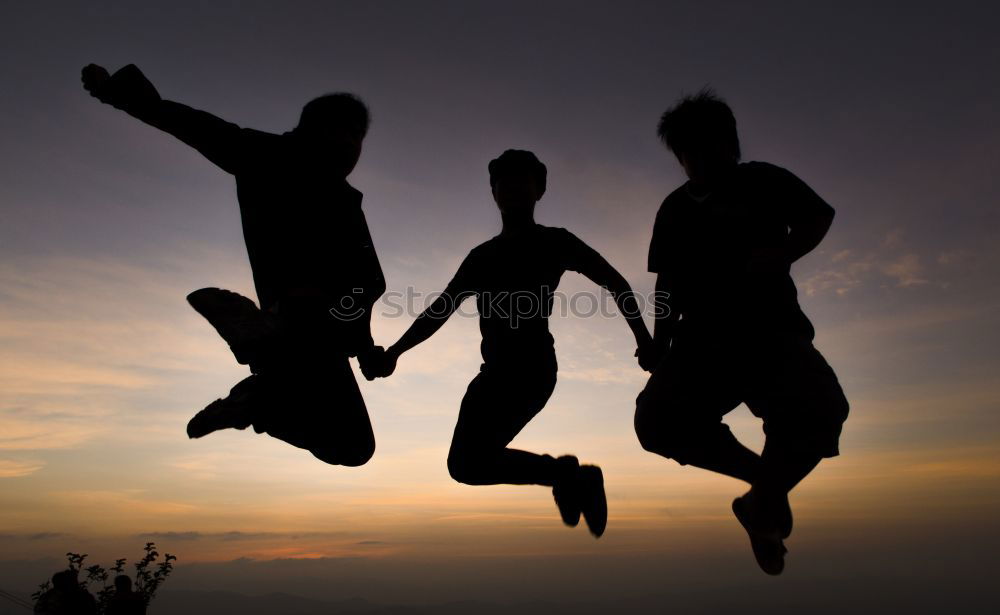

{"left": 634, "top": 396, "right": 672, "bottom": 454}
{"left": 312, "top": 437, "right": 375, "bottom": 467}
{"left": 446, "top": 452, "right": 474, "bottom": 484}
{"left": 339, "top": 442, "right": 375, "bottom": 467}
{"left": 447, "top": 448, "right": 490, "bottom": 485}
{"left": 636, "top": 426, "right": 688, "bottom": 460}
{"left": 831, "top": 391, "right": 850, "bottom": 423}
{"left": 634, "top": 406, "right": 707, "bottom": 464}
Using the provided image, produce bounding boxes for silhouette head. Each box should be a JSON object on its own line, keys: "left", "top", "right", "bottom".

{"left": 52, "top": 569, "right": 78, "bottom": 590}
{"left": 294, "top": 93, "right": 370, "bottom": 178}
{"left": 114, "top": 575, "right": 133, "bottom": 594}
{"left": 488, "top": 149, "right": 547, "bottom": 217}
{"left": 657, "top": 88, "right": 740, "bottom": 185}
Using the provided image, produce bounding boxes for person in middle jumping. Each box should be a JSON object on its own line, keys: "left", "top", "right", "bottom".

{"left": 369, "top": 149, "right": 655, "bottom": 538}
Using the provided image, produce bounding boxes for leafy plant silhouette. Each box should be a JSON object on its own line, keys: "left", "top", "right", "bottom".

{"left": 31, "top": 542, "right": 176, "bottom": 613}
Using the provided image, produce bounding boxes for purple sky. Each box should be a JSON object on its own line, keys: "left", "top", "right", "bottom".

{"left": 1, "top": 2, "right": 999, "bottom": 613}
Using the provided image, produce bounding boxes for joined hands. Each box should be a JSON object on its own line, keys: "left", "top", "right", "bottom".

{"left": 358, "top": 346, "right": 398, "bottom": 381}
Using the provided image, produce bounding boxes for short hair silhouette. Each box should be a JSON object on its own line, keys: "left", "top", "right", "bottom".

{"left": 488, "top": 149, "right": 547, "bottom": 195}
{"left": 52, "top": 569, "right": 77, "bottom": 589}
{"left": 296, "top": 92, "right": 371, "bottom": 135}
{"left": 113, "top": 575, "right": 132, "bottom": 592}
{"left": 657, "top": 88, "right": 741, "bottom": 160}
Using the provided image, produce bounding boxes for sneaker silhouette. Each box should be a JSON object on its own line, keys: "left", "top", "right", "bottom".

{"left": 186, "top": 288, "right": 276, "bottom": 365}
{"left": 187, "top": 375, "right": 257, "bottom": 438}
{"left": 577, "top": 465, "right": 608, "bottom": 538}
{"left": 733, "top": 494, "right": 787, "bottom": 576}
{"left": 552, "top": 455, "right": 581, "bottom": 527}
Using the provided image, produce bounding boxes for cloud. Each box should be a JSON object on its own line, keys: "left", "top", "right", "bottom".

{"left": 937, "top": 250, "right": 970, "bottom": 265}
{"left": 141, "top": 531, "right": 204, "bottom": 541}
{"left": 0, "top": 531, "right": 69, "bottom": 541}
{"left": 47, "top": 489, "right": 201, "bottom": 518}
{"left": 800, "top": 252, "right": 873, "bottom": 296}
{"left": 0, "top": 412, "right": 102, "bottom": 451}
{"left": 26, "top": 532, "right": 68, "bottom": 541}
{"left": 0, "top": 252, "right": 251, "bottom": 452}
{"left": 880, "top": 252, "right": 928, "bottom": 287}
{"left": 558, "top": 366, "right": 646, "bottom": 385}
{"left": 139, "top": 531, "right": 369, "bottom": 543}
{"left": 801, "top": 228, "right": 935, "bottom": 295}
{"left": 0, "top": 458, "right": 45, "bottom": 478}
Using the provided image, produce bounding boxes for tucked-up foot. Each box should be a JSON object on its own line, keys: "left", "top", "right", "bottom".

{"left": 552, "top": 455, "right": 581, "bottom": 528}
{"left": 733, "top": 494, "right": 787, "bottom": 576}
{"left": 578, "top": 464, "right": 608, "bottom": 538}
{"left": 186, "top": 287, "right": 275, "bottom": 365}
{"left": 187, "top": 376, "right": 257, "bottom": 439}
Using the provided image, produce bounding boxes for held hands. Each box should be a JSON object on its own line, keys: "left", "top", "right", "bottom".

{"left": 358, "top": 345, "right": 399, "bottom": 381}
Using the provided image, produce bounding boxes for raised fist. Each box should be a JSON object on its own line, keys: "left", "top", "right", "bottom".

{"left": 81, "top": 63, "right": 111, "bottom": 99}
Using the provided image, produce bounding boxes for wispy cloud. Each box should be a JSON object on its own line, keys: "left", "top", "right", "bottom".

{"left": 0, "top": 458, "right": 45, "bottom": 478}
{"left": 0, "top": 252, "right": 250, "bottom": 452}
{"left": 880, "top": 252, "right": 928, "bottom": 288}
{"left": 802, "top": 228, "right": 936, "bottom": 296}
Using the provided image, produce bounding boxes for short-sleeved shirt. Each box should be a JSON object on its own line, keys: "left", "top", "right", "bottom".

{"left": 648, "top": 162, "right": 832, "bottom": 339}
{"left": 444, "top": 224, "right": 607, "bottom": 367}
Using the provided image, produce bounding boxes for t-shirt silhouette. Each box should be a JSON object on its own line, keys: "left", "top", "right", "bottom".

{"left": 648, "top": 161, "right": 831, "bottom": 340}
{"left": 444, "top": 224, "right": 607, "bottom": 366}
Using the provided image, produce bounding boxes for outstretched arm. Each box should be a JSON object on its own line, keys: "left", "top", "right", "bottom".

{"left": 376, "top": 292, "right": 465, "bottom": 376}
{"left": 82, "top": 63, "right": 259, "bottom": 175}
{"left": 382, "top": 252, "right": 479, "bottom": 375}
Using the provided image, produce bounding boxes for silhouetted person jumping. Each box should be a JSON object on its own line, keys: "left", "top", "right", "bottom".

{"left": 369, "top": 150, "right": 654, "bottom": 537}
{"left": 634, "top": 90, "right": 849, "bottom": 574}
{"left": 81, "top": 64, "right": 385, "bottom": 467}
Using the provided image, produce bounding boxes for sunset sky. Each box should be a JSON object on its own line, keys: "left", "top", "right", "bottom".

{"left": 1, "top": 1, "right": 999, "bottom": 612}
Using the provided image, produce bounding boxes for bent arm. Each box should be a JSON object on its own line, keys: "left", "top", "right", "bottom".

{"left": 786, "top": 207, "right": 834, "bottom": 263}
{"left": 775, "top": 165, "right": 836, "bottom": 264}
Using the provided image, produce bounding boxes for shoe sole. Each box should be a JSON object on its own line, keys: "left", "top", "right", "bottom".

{"left": 187, "top": 377, "right": 258, "bottom": 439}
{"left": 579, "top": 465, "right": 607, "bottom": 538}
{"left": 187, "top": 403, "right": 253, "bottom": 439}
{"left": 732, "top": 496, "right": 786, "bottom": 576}
{"left": 553, "top": 455, "right": 581, "bottom": 527}
{"left": 186, "top": 288, "right": 269, "bottom": 365}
